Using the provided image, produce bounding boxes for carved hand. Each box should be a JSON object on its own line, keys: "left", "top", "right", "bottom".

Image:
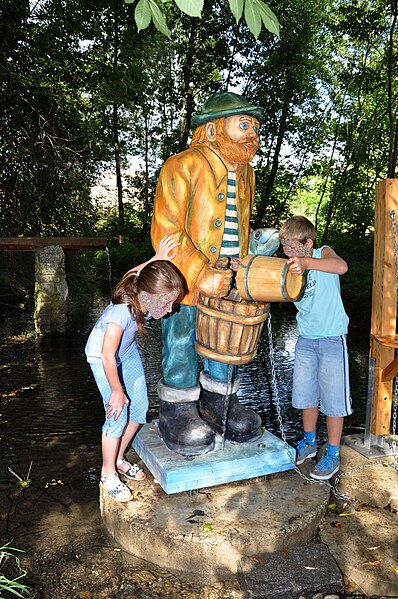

{"left": 196, "top": 264, "right": 233, "bottom": 297}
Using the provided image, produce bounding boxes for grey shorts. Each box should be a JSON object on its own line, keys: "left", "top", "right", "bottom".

{"left": 292, "top": 335, "right": 352, "bottom": 417}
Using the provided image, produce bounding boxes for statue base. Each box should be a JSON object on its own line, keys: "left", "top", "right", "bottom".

{"left": 132, "top": 423, "right": 295, "bottom": 494}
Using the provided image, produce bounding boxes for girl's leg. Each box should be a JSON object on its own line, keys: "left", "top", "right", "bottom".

{"left": 101, "top": 433, "right": 122, "bottom": 476}
{"left": 115, "top": 350, "right": 149, "bottom": 479}
{"left": 117, "top": 421, "right": 140, "bottom": 461}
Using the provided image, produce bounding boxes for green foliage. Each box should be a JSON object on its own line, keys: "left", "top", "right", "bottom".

{"left": 127, "top": 0, "right": 279, "bottom": 38}
{"left": 0, "top": 542, "right": 33, "bottom": 599}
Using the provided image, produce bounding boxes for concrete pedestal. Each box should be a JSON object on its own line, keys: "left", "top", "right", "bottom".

{"left": 34, "top": 245, "right": 68, "bottom": 335}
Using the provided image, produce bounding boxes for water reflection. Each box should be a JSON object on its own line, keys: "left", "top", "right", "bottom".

{"left": 0, "top": 301, "right": 369, "bottom": 467}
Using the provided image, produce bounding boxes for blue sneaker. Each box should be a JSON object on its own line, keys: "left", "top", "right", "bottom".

{"left": 296, "top": 438, "right": 317, "bottom": 465}
{"left": 310, "top": 452, "right": 340, "bottom": 480}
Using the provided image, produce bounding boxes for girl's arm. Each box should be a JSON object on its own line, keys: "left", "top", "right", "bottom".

{"left": 124, "top": 233, "right": 180, "bottom": 277}
{"left": 100, "top": 323, "right": 128, "bottom": 420}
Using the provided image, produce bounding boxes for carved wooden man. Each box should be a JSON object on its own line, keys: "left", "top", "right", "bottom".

{"left": 151, "top": 92, "right": 266, "bottom": 456}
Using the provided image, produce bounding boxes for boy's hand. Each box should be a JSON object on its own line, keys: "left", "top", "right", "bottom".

{"left": 155, "top": 233, "right": 180, "bottom": 261}
{"left": 287, "top": 256, "right": 308, "bottom": 275}
{"left": 230, "top": 257, "right": 242, "bottom": 272}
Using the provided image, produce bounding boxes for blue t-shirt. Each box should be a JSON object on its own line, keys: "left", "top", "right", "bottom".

{"left": 85, "top": 303, "right": 138, "bottom": 365}
{"left": 293, "top": 246, "right": 349, "bottom": 338}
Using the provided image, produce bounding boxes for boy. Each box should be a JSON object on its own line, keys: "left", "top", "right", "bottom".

{"left": 279, "top": 216, "right": 352, "bottom": 480}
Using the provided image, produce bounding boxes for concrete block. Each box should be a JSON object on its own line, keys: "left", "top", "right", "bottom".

{"left": 237, "top": 543, "right": 345, "bottom": 599}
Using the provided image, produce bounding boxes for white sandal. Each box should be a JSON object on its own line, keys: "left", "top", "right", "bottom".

{"left": 100, "top": 472, "right": 132, "bottom": 502}
{"left": 116, "top": 459, "right": 146, "bottom": 481}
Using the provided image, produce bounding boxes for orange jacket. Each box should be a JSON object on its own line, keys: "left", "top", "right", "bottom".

{"left": 151, "top": 144, "right": 255, "bottom": 305}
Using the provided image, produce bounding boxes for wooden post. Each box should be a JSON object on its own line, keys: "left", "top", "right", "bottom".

{"left": 369, "top": 179, "right": 398, "bottom": 435}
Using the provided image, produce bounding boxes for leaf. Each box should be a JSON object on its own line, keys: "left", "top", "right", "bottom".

{"left": 174, "top": 0, "right": 204, "bottom": 18}
{"left": 228, "top": 0, "right": 244, "bottom": 23}
{"left": 250, "top": 555, "right": 264, "bottom": 564}
{"left": 254, "top": 0, "right": 280, "bottom": 38}
{"left": 16, "top": 480, "right": 31, "bottom": 488}
{"left": 330, "top": 520, "right": 342, "bottom": 528}
{"left": 389, "top": 564, "right": 398, "bottom": 574}
{"left": 135, "top": 0, "right": 151, "bottom": 32}
{"left": 244, "top": 0, "right": 262, "bottom": 39}
{"left": 186, "top": 509, "right": 205, "bottom": 519}
{"left": 203, "top": 522, "right": 212, "bottom": 531}
{"left": 304, "top": 566, "right": 317, "bottom": 570}
{"left": 1, "top": 390, "right": 18, "bottom": 397}
{"left": 338, "top": 512, "right": 354, "bottom": 517}
{"left": 148, "top": 0, "right": 171, "bottom": 37}
{"left": 362, "top": 560, "right": 381, "bottom": 566}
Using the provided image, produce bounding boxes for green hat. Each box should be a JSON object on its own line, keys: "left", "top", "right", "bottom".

{"left": 191, "top": 92, "right": 265, "bottom": 127}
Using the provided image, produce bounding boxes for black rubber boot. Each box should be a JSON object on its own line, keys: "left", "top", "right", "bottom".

{"left": 199, "top": 388, "right": 262, "bottom": 443}
{"left": 158, "top": 400, "right": 215, "bottom": 456}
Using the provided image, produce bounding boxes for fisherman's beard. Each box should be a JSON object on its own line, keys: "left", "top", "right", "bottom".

{"left": 212, "top": 133, "right": 258, "bottom": 165}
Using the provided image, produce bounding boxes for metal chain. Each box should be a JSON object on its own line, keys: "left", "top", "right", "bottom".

{"left": 266, "top": 314, "right": 350, "bottom": 500}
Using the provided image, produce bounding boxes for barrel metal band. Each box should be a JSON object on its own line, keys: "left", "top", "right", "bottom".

{"left": 242, "top": 254, "right": 258, "bottom": 301}
{"left": 281, "top": 263, "right": 289, "bottom": 301}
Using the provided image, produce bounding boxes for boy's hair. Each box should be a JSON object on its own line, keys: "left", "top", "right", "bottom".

{"left": 279, "top": 216, "right": 316, "bottom": 244}
{"left": 112, "top": 260, "right": 187, "bottom": 336}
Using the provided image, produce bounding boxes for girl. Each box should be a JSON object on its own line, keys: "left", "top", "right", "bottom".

{"left": 85, "top": 235, "right": 186, "bottom": 502}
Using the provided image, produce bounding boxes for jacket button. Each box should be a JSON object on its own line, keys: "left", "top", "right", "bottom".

{"left": 215, "top": 219, "right": 222, "bottom": 227}
{"left": 210, "top": 246, "right": 217, "bottom": 253}
{"left": 217, "top": 193, "right": 224, "bottom": 199}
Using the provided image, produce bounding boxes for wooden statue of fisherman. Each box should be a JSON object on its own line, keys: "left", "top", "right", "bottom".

{"left": 151, "top": 92, "right": 270, "bottom": 456}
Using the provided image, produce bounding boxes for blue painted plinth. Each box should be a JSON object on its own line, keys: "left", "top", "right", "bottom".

{"left": 132, "top": 424, "right": 296, "bottom": 494}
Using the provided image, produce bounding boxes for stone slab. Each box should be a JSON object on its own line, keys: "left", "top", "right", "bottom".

{"left": 339, "top": 438, "right": 398, "bottom": 510}
{"left": 132, "top": 424, "right": 296, "bottom": 494}
{"left": 237, "top": 543, "right": 344, "bottom": 599}
{"left": 100, "top": 455, "right": 330, "bottom": 584}
{"left": 319, "top": 504, "right": 398, "bottom": 598}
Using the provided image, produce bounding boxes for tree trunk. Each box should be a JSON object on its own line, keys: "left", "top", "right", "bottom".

{"left": 112, "top": 9, "right": 124, "bottom": 244}
{"left": 180, "top": 19, "right": 197, "bottom": 152}
{"left": 113, "top": 103, "right": 125, "bottom": 245}
{"left": 254, "top": 96, "right": 290, "bottom": 228}
{"left": 387, "top": 0, "right": 398, "bottom": 178}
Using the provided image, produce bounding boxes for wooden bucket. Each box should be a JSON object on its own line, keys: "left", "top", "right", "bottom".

{"left": 236, "top": 255, "right": 305, "bottom": 302}
{"left": 195, "top": 292, "right": 269, "bottom": 365}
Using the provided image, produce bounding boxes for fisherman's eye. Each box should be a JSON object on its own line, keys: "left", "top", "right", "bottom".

{"left": 239, "top": 122, "right": 249, "bottom": 130}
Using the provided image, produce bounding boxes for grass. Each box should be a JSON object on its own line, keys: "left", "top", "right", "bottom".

{"left": 0, "top": 542, "right": 33, "bottom": 598}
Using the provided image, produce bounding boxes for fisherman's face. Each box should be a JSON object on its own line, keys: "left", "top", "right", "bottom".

{"left": 219, "top": 115, "right": 260, "bottom": 164}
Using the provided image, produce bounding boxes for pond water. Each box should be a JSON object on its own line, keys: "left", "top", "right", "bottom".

{"left": 0, "top": 299, "right": 370, "bottom": 467}
{"left": 0, "top": 301, "right": 371, "bottom": 599}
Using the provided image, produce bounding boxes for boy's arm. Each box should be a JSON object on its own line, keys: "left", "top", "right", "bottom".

{"left": 287, "top": 246, "right": 348, "bottom": 275}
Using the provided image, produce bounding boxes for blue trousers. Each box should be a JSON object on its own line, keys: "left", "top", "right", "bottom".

{"left": 161, "top": 305, "right": 237, "bottom": 388}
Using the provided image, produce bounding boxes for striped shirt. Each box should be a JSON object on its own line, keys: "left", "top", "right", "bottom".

{"left": 220, "top": 171, "right": 239, "bottom": 258}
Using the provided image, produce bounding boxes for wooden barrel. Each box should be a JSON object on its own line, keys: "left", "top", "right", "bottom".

{"left": 236, "top": 255, "right": 305, "bottom": 302}
{"left": 195, "top": 292, "right": 269, "bottom": 365}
